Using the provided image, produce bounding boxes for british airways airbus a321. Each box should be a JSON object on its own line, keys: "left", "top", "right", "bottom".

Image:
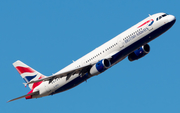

{"left": 8, "top": 12, "right": 176, "bottom": 102}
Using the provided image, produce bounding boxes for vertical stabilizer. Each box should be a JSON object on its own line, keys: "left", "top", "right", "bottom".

{"left": 13, "top": 60, "right": 46, "bottom": 89}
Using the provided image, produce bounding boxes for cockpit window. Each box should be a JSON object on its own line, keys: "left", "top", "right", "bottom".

{"left": 159, "top": 16, "right": 162, "bottom": 20}
{"left": 162, "top": 14, "right": 167, "bottom": 17}
{"left": 156, "top": 14, "right": 168, "bottom": 21}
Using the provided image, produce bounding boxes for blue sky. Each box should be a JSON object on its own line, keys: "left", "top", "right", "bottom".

{"left": 1, "top": 0, "right": 179, "bottom": 113}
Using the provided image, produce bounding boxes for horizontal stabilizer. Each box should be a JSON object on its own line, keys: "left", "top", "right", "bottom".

{"left": 7, "top": 91, "right": 39, "bottom": 103}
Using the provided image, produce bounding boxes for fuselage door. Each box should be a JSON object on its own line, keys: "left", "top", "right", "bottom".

{"left": 117, "top": 37, "right": 125, "bottom": 49}
{"left": 147, "top": 25, "right": 153, "bottom": 31}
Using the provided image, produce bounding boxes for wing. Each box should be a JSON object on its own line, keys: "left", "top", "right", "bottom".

{"left": 25, "top": 63, "right": 92, "bottom": 85}
{"left": 7, "top": 91, "right": 39, "bottom": 103}
{"left": 24, "top": 51, "right": 119, "bottom": 86}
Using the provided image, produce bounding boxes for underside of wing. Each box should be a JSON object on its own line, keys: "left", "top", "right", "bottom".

{"left": 7, "top": 91, "right": 39, "bottom": 103}
{"left": 26, "top": 64, "right": 92, "bottom": 85}
{"left": 25, "top": 51, "right": 119, "bottom": 85}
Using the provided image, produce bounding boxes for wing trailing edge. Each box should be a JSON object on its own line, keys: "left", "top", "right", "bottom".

{"left": 7, "top": 91, "right": 39, "bottom": 103}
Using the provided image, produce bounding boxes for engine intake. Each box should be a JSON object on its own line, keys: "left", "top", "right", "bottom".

{"left": 128, "top": 44, "right": 150, "bottom": 61}
{"left": 89, "top": 59, "right": 111, "bottom": 76}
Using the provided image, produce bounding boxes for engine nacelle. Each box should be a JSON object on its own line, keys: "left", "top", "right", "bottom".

{"left": 89, "top": 59, "right": 111, "bottom": 76}
{"left": 128, "top": 44, "right": 150, "bottom": 61}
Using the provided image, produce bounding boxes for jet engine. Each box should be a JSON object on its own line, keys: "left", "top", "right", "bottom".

{"left": 128, "top": 44, "right": 150, "bottom": 61}
{"left": 89, "top": 59, "right": 111, "bottom": 76}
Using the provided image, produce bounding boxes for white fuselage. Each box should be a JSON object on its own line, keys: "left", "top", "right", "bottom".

{"left": 33, "top": 13, "right": 176, "bottom": 98}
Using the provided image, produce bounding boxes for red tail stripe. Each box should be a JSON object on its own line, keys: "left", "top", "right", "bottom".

{"left": 16, "top": 66, "right": 35, "bottom": 74}
{"left": 26, "top": 75, "right": 45, "bottom": 99}
{"left": 26, "top": 90, "right": 33, "bottom": 99}
{"left": 32, "top": 75, "right": 44, "bottom": 89}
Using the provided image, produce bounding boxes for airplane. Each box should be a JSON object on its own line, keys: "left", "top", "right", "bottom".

{"left": 8, "top": 12, "right": 176, "bottom": 102}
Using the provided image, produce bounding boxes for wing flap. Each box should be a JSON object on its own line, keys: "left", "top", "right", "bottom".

{"left": 26, "top": 64, "right": 92, "bottom": 85}
{"left": 24, "top": 52, "right": 118, "bottom": 86}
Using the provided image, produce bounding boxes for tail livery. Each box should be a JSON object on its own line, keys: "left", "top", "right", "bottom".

{"left": 13, "top": 60, "right": 46, "bottom": 89}
{"left": 7, "top": 60, "right": 46, "bottom": 102}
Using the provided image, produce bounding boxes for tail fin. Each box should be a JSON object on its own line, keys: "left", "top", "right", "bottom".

{"left": 13, "top": 60, "right": 46, "bottom": 89}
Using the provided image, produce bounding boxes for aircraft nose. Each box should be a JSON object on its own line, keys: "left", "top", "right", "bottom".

{"left": 168, "top": 15, "right": 176, "bottom": 23}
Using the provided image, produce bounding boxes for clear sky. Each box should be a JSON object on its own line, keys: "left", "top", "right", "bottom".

{"left": 1, "top": 0, "right": 179, "bottom": 113}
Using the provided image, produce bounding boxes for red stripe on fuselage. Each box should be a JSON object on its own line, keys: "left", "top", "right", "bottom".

{"left": 16, "top": 66, "right": 35, "bottom": 74}
{"left": 138, "top": 19, "right": 153, "bottom": 28}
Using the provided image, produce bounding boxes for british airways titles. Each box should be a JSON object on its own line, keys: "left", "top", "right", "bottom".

{"left": 124, "top": 27, "right": 149, "bottom": 43}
